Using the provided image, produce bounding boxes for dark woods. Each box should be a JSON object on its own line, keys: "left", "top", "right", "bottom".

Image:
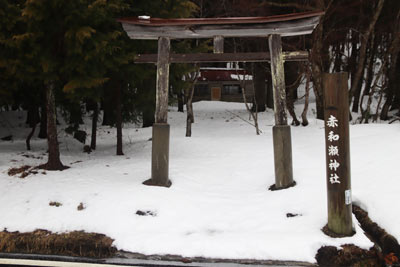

{"left": 1, "top": 0, "right": 399, "bottom": 170}
{"left": 193, "top": 0, "right": 400, "bottom": 122}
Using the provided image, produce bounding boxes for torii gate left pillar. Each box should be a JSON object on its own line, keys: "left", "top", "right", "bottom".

{"left": 143, "top": 36, "right": 172, "bottom": 187}
{"left": 269, "top": 34, "right": 294, "bottom": 190}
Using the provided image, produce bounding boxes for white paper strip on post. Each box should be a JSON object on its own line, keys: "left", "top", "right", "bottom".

{"left": 345, "top": 189, "right": 352, "bottom": 205}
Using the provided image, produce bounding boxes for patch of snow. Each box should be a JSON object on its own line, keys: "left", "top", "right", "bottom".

{"left": 1, "top": 100, "right": 398, "bottom": 262}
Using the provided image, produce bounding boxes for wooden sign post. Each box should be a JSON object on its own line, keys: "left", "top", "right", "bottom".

{"left": 323, "top": 73, "right": 353, "bottom": 236}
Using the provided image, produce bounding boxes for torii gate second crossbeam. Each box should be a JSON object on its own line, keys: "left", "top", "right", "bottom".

{"left": 118, "top": 11, "right": 324, "bottom": 189}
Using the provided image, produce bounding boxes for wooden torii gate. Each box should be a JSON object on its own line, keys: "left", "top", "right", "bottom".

{"left": 118, "top": 11, "right": 324, "bottom": 189}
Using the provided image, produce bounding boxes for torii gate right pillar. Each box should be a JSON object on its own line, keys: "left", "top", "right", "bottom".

{"left": 268, "top": 34, "right": 295, "bottom": 190}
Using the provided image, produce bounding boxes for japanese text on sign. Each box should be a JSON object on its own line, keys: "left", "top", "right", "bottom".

{"left": 327, "top": 115, "right": 340, "bottom": 184}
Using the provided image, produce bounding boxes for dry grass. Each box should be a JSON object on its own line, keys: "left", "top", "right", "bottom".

{"left": 0, "top": 230, "right": 116, "bottom": 258}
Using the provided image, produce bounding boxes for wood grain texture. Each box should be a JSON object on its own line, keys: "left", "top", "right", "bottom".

{"left": 122, "top": 16, "right": 320, "bottom": 39}
{"left": 134, "top": 51, "right": 309, "bottom": 64}
{"left": 269, "top": 34, "right": 288, "bottom": 126}
{"left": 323, "top": 72, "right": 353, "bottom": 236}
{"left": 155, "top": 37, "right": 170, "bottom": 124}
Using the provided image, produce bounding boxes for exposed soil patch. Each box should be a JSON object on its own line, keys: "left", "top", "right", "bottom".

{"left": 316, "top": 244, "right": 381, "bottom": 266}
{"left": 7, "top": 165, "right": 42, "bottom": 178}
{"left": 352, "top": 204, "right": 400, "bottom": 265}
{"left": 7, "top": 165, "right": 34, "bottom": 179}
{"left": 316, "top": 204, "right": 400, "bottom": 266}
{"left": 0, "top": 230, "right": 116, "bottom": 258}
{"left": 77, "top": 202, "right": 85, "bottom": 211}
{"left": 49, "top": 201, "right": 62, "bottom": 207}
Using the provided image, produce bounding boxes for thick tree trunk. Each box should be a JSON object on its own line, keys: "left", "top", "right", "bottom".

{"left": 43, "top": 81, "right": 66, "bottom": 170}
{"left": 252, "top": 62, "right": 266, "bottom": 112}
{"left": 38, "top": 93, "right": 47, "bottom": 139}
{"left": 90, "top": 102, "right": 98, "bottom": 150}
{"left": 116, "top": 82, "right": 124, "bottom": 155}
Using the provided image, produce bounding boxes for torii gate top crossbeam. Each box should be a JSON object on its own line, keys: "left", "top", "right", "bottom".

{"left": 118, "top": 11, "right": 324, "bottom": 40}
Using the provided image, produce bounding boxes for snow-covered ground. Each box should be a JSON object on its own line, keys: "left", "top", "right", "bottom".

{"left": 0, "top": 100, "right": 399, "bottom": 263}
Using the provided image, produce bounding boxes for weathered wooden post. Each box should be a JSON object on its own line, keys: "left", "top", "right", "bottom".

{"left": 323, "top": 72, "right": 353, "bottom": 236}
{"left": 143, "top": 36, "right": 172, "bottom": 187}
{"left": 268, "top": 34, "right": 295, "bottom": 190}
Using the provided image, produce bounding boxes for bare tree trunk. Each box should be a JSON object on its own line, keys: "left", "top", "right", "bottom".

{"left": 380, "top": 14, "right": 400, "bottom": 120}
{"left": 359, "top": 33, "right": 377, "bottom": 122}
{"left": 26, "top": 106, "right": 40, "bottom": 127}
{"left": 26, "top": 108, "right": 38, "bottom": 150}
{"left": 116, "top": 82, "right": 124, "bottom": 155}
{"left": 252, "top": 62, "right": 267, "bottom": 112}
{"left": 38, "top": 93, "right": 47, "bottom": 139}
{"left": 373, "top": 87, "right": 385, "bottom": 122}
{"left": 363, "top": 48, "right": 387, "bottom": 123}
{"left": 186, "top": 85, "right": 195, "bottom": 137}
{"left": 238, "top": 64, "right": 260, "bottom": 135}
{"left": 349, "top": 0, "right": 385, "bottom": 105}
{"left": 285, "top": 62, "right": 301, "bottom": 126}
{"left": 90, "top": 102, "right": 98, "bottom": 150}
{"left": 42, "top": 81, "right": 66, "bottom": 170}
{"left": 310, "top": 0, "right": 334, "bottom": 120}
{"left": 333, "top": 43, "right": 343, "bottom": 72}
{"left": 310, "top": 20, "right": 325, "bottom": 120}
{"left": 392, "top": 55, "right": 400, "bottom": 111}
{"left": 301, "top": 64, "right": 311, "bottom": 126}
{"left": 266, "top": 74, "right": 274, "bottom": 109}
{"left": 351, "top": 74, "right": 364, "bottom": 113}
{"left": 102, "top": 87, "right": 116, "bottom": 126}
{"left": 177, "top": 90, "right": 184, "bottom": 112}
{"left": 185, "top": 69, "right": 199, "bottom": 137}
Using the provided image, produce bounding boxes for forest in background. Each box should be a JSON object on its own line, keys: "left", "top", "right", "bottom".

{"left": 0, "top": 0, "right": 399, "bottom": 170}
